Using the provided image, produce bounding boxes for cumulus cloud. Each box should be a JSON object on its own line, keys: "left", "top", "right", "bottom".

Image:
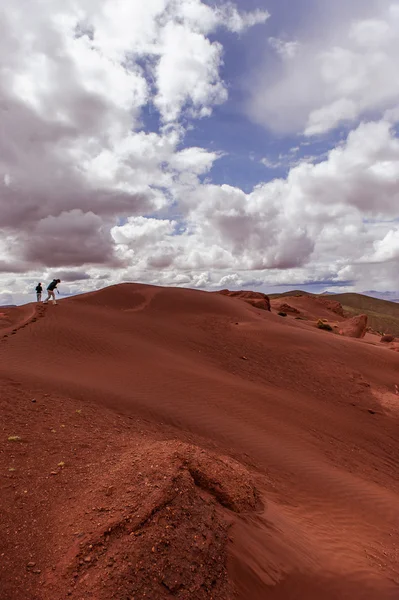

{"left": 17, "top": 210, "right": 119, "bottom": 268}
{"left": 55, "top": 270, "right": 91, "bottom": 282}
{"left": 0, "top": 0, "right": 268, "bottom": 275}
{"left": 110, "top": 117, "right": 399, "bottom": 291}
{"left": 3, "top": 0, "right": 399, "bottom": 302}
{"left": 169, "top": 147, "right": 221, "bottom": 174}
{"left": 0, "top": 292, "right": 14, "bottom": 307}
{"left": 269, "top": 37, "right": 300, "bottom": 60}
{"left": 248, "top": 1, "right": 399, "bottom": 135}
{"left": 366, "top": 228, "right": 399, "bottom": 263}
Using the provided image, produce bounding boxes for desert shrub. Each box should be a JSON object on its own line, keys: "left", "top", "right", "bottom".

{"left": 317, "top": 320, "right": 333, "bottom": 332}
{"left": 381, "top": 334, "right": 395, "bottom": 343}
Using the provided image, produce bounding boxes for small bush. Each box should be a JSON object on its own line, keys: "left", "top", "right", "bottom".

{"left": 278, "top": 312, "right": 287, "bottom": 317}
{"left": 317, "top": 320, "right": 333, "bottom": 332}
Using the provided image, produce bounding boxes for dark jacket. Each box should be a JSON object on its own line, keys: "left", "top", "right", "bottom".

{"left": 47, "top": 280, "right": 58, "bottom": 291}
{"left": 36, "top": 284, "right": 42, "bottom": 293}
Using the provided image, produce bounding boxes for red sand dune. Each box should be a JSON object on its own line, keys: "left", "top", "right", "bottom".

{"left": 1, "top": 283, "right": 399, "bottom": 599}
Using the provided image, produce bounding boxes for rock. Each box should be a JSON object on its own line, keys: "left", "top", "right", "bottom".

{"left": 219, "top": 290, "right": 271, "bottom": 311}
{"left": 27, "top": 562, "right": 36, "bottom": 568}
{"left": 315, "top": 297, "right": 345, "bottom": 317}
{"left": 339, "top": 315, "right": 368, "bottom": 339}
{"left": 278, "top": 303, "right": 300, "bottom": 315}
{"left": 317, "top": 320, "right": 333, "bottom": 332}
{"left": 381, "top": 334, "right": 395, "bottom": 343}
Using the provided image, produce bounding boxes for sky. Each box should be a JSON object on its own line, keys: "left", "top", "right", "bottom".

{"left": 1, "top": 0, "right": 399, "bottom": 305}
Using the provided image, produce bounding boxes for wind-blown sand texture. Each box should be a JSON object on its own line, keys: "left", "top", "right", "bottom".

{"left": 1, "top": 284, "right": 398, "bottom": 599}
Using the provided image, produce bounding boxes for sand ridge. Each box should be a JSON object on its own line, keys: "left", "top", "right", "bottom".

{"left": 1, "top": 283, "right": 399, "bottom": 599}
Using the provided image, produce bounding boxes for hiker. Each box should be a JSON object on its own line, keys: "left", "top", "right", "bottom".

{"left": 44, "top": 279, "right": 61, "bottom": 305}
{"left": 35, "top": 283, "right": 43, "bottom": 302}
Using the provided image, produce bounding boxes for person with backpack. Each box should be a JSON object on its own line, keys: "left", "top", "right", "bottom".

{"left": 44, "top": 279, "right": 61, "bottom": 305}
{"left": 35, "top": 283, "right": 43, "bottom": 302}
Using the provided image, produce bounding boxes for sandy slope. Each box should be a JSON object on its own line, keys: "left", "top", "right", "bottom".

{"left": 1, "top": 284, "right": 398, "bottom": 599}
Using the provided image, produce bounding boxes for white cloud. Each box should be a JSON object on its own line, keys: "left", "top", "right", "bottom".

{"left": 248, "top": 1, "right": 399, "bottom": 135}
{"left": 0, "top": 292, "right": 14, "bottom": 307}
{"left": 112, "top": 216, "right": 176, "bottom": 246}
{"left": 154, "top": 22, "right": 227, "bottom": 122}
{"left": 367, "top": 228, "right": 399, "bottom": 263}
{"left": 260, "top": 157, "right": 283, "bottom": 169}
{"left": 217, "top": 4, "right": 270, "bottom": 33}
{"left": 304, "top": 99, "right": 358, "bottom": 136}
{"left": 8, "top": 110, "right": 398, "bottom": 299}
{"left": 269, "top": 37, "right": 300, "bottom": 60}
{"left": 169, "top": 147, "right": 221, "bottom": 174}
{"left": 0, "top": 0, "right": 266, "bottom": 271}
{"left": 108, "top": 118, "right": 399, "bottom": 292}
{"left": 152, "top": 3, "right": 268, "bottom": 121}
{"left": 3, "top": 0, "right": 399, "bottom": 302}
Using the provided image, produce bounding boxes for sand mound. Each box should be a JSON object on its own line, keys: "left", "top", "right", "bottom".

{"left": 72, "top": 283, "right": 261, "bottom": 321}
{"left": 45, "top": 441, "right": 260, "bottom": 600}
{"left": 314, "top": 297, "right": 345, "bottom": 317}
{"left": 270, "top": 295, "right": 345, "bottom": 322}
{"left": 0, "top": 303, "right": 44, "bottom": 335}
{"left": 218, "top": 289, "right": 271, "bottom": 311}
{"left": 339, "top": 314, "right": 368, "bottom": 338}
{"left": 70, "top": 283, "right": 149, "bottom": 311}
{"left": 278, "top": 303, "right": 300, "bottom": 315}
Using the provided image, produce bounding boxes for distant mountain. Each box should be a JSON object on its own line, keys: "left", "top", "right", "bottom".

{"left": 362, "top": 291, "right": 399, "bottom": 303}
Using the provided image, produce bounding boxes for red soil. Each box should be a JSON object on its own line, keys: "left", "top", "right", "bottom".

{"left": 277, "top": 303, "right": 301, "bottom": 315}
{"left": 1, "top": 283, "right": 399, "bottom": 599}
{"left": 218, "top": 290, "right": 271, "bottom": 311}
{"left": 339, "top": 314, "right": 368, "bottom": 339}
{"left": 270, "top": 295, "right": 345, "bottom": 321}
{"left": 314, "top": 297, "right": 345, "bottom": 317}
